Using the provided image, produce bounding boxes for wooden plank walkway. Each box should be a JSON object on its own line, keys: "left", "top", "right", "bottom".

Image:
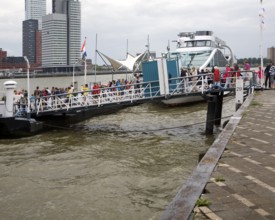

{"left": 161, "top": 90, "right": 275, "bottom": 220}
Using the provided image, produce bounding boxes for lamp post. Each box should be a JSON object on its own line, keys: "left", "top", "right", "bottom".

{"left": 73, "top": 59, "right": 86, "bottom": 86}
{"left": 73, "top": 60, "right": 79, "bottom": 86}
{"left": 23, "top": 56, "right": 30, "bottom": 118}
{"left": 84, "top": 58, "right": 87, "bottom": 84}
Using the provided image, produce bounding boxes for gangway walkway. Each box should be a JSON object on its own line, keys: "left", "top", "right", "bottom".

{"left": 13, "top": 73, "right": 254, "bottom": 119}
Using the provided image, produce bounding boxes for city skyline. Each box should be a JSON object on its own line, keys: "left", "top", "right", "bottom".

{"left": 1, "top": 0, "right": 275, "bottom": 63}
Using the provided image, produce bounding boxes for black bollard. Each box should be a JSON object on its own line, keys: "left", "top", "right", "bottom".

{"left": 205, "top": 94, "right": 217, "bottom": 134}
{"left": 214, "top": 91, "right": 224, "bottom": 126}
{"left": 235, "top": 103, "right": 242, "bottom": 111}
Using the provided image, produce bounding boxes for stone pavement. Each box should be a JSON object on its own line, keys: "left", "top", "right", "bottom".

{"left": 196, "top": 90, "right": 275, "bottom": 219}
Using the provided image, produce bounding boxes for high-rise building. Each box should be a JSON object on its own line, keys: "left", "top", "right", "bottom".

{"left": 23, "top": 19, "right": 39, "bottom": 64}
{"left": 42, "top": 0, "right": 81, "bottom": 68}
{"left": 23, "top": 0, "right": 46, "bottom": 65}
{"left": 52, "top": 0, "right": 66, "bottom": 13}
{"left": 42, "top": 14, "right": 67, "bottom": 66}
{"left": 267, "top": 47, "right": 275, "bottom": 64}
{"left": 25, "top": 0, "right": 46, "bottom": 30}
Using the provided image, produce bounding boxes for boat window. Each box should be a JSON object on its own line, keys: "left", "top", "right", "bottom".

{"left": 183, "top": 40, "right": 212, "bottom": 47}
{"left": 196, "top": 41, "right": 206, "bottom": 47}
{"left": 186, "top": 41, "right": 194, "bottom": 47}
{"left": 182, "top": 42, "right": 187, "bottom": 47}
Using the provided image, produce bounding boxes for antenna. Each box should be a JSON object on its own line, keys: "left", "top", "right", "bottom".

{"left": 147, "top": 35, "right": 150, "bottom": 52}
{"left": 145, "top": 35, "right": 150, "bottom": 59}
{"left": 126, "top": 39, "right": 128, "bottom": 58}
{"left": 94, "top": 33, "right": 98, "bottom": 82}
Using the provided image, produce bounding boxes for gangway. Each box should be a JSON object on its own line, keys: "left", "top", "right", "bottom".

{"left": 13, "top": 73, "right": 249, "bottom": 119}
{"left": 12, "top": 57, "right": 258, "bottom": 120}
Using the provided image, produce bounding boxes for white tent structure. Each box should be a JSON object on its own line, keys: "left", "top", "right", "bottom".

{"left": 97, "top": 51, "right": 149, "bottom": 72}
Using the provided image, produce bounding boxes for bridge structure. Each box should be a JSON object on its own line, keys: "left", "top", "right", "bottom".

{"left": 0, "top": 57, "right": 258, "bottom": 137}
{"left": 10, "top": 57, "right": 259, "bottom": 123}
{"left": 13, "top": 73, "right": 250, "bottom": 120}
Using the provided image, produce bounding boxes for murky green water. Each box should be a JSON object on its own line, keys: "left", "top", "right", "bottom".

{"left": 0, "top": 99, "right": 234, "bottom": 220}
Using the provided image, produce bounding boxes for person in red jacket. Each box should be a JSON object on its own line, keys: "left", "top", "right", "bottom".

{"left": 92, "top": 83, "right": 100, "bottom": 96}
{"left": 213, "top": 66, "right": 221, "bottom": 86}
{"left": 223, "top": 64, "right": 231, "bottom": 88}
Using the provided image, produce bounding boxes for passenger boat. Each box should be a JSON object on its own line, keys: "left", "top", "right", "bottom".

{"left": 167, "top": 30, "right": 235, "bottom": 72}
{"left": 142, "top": 31, "right": 235, "bottom": 105}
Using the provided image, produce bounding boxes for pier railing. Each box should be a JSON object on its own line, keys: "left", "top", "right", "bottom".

{"left": 13, "top": 72, "right": 256, "bottom": 117}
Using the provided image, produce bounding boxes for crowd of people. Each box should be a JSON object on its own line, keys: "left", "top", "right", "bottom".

{"left": 9, "top": 61, "right": 275, "bottom": 113}
{"left": 10, "top": 73, "right": 144, "bottom": 111}
{"left": 180, "top": 60, "right": 275, "bottom": 89}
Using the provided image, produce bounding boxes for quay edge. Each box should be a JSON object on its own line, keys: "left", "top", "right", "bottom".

{"left": 160, "top": 91, "right": 254, "bottom": 220}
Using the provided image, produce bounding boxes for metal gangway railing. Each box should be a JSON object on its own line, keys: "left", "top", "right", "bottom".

{"left": 12, "top": 72, "right": 255, "bottom": 118}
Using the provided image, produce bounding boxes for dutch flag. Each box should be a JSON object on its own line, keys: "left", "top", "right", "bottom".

{"left": 81, "top": 37, "right": 87, "bottom": 60}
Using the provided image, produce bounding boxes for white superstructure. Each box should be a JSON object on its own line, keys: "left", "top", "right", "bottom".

{"left": 169, "top": 31, "right": 234, "bottom": 71}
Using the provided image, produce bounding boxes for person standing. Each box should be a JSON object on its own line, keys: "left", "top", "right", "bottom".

{"left": 264, "top": 63, "right": 272, "bottom": 88}
{"left": 191, "top": 67, "right": 198, "bottom": 90}
{"left": 269, "top": 63, "right": 275, "bottom": 89}
{"left": 243, "top": 59, "right": 251, "bottom": 80}
{"left": 34, "top": 86, "right": 40, "bottom": 99}
{"left": 223, "top": 64, "right": 231, "bottom": 88}
{"left": 233, "top": 63, "right": 241, "bottom": 78}
{"left": 213, "top": 66, "right": 221, "bottom": 87}
{"left": 256, "top": 66, "right": 264, "bottom": 86}
{"left": 180, "top": 68, "right": 186, "bottom": 77}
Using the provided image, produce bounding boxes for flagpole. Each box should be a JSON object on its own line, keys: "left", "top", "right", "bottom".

{"left": 81, "top": 37, "right": 87, "bottom": 85}
{"left": 260, "top": 0, "right": 264, "bottom": 87}
{"left": 260, "top": 25, "right": 263, "bottom": 87}
{"left": 84, "top": 59, "right": 87, "bottom": 85}
{"left": 94, "top": 33, "right": 98, "bottom": 83}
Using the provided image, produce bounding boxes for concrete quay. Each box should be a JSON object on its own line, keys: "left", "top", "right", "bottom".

{"left": 195, "top": 89, "right": 275, "bottom": 219}
{"left": 161, "top": 89, "right": 275, "bottom": 220}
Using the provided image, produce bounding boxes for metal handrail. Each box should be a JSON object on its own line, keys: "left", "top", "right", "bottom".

{"left": 12, "top": 73, "right": 257, "bottom": 117}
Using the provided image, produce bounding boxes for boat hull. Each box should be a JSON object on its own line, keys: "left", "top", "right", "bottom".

{"left": 0, "top": 117, "right": 43, "bottom": 138}
{"left": 162, "top": 95, "right": 205, "bottom": 105}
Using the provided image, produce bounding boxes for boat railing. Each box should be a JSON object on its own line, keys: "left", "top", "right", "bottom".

{"left": 168, "top": 73, "right": 213, "bottom": 96}
{"left": 18, "top": 80, "right": 161, "bottom": 116}
{"left": 12, "top": 71, "right": 256, "bottom": 117}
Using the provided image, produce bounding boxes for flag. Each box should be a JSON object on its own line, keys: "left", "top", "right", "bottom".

{"left": 81, "top": 37, "right": 87, "bottom": 60}
{"left": 259, "top": 6, "right": 265, "bottom": 29}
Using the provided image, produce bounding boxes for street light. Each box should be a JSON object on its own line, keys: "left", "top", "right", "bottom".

{"left": 72, "top": 60, "right": 79, "bottom": 86}
{"left": 23, "top": 56, "right": 30, "bottom": 118}
{"left": 73, "top": 59, "right": 86, "bottom": 86}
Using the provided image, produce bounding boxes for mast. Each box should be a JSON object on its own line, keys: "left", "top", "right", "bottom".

{"left": 259, "top": 0, "right": 264, "bottom": 86}
{"left": 126, "top": 39, "right": 128, "bottom": 57}
{"left": 94, "top": 33, "right": 98, "bottom": 82}
{"left": 147, "top": 35, "right": 150, "bottom": 53}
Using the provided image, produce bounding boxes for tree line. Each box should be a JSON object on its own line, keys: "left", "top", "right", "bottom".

{"left": 237, "top": 57, "right": 272, "bottom": 67}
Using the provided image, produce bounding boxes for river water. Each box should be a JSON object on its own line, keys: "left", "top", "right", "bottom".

{"left": 0, "top": 75, "right": 235, "bottom": 220}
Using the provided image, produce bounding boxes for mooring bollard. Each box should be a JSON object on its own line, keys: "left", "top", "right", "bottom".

{"left": 215, "top": 91, "right": 224, "bottom": 126}
{"left": 205, "top": 94, "right": 217, "bottom": 134}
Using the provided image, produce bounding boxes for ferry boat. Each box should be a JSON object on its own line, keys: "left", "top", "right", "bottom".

{"left": 168, "top": 30, "right": 235, "bottom": 71}
{"left": 158, "top": 30, "right": 235, "bottom": 105}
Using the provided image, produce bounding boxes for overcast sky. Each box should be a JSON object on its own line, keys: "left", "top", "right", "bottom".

{"left": 0, "top": 0, "right": 274, "bottom": 63}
